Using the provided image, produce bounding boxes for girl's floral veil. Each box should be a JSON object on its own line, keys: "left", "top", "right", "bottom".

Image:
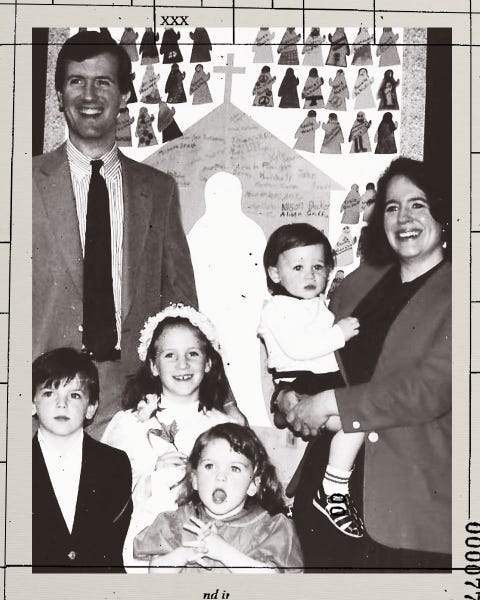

{"left": 138, "top": 304, "right": 221, "bottom": 362}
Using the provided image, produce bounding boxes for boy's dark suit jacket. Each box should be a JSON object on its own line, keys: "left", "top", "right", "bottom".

{"left": 32, "top": 143, "right": 197, "bottom": 437}
{"left": 32, "top": 433, "right": 133, "bottom": 572}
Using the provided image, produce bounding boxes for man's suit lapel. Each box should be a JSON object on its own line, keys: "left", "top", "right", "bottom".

{"left": 35, "top": 143, "right": 83, "bottom": 298}
{"left": 120, "top": 153, "right": 154, "bottom": 322}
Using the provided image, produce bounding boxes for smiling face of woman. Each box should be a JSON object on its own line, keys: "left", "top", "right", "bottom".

{"left": 383, "top": 175, "right": 444, "bottom": 279}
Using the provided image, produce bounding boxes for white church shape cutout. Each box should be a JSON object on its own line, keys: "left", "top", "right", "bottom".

{"left": 144, "top": 53, "right": 344, "bottom": 426}
{"left": 144, "top": 53, "right": 344, "bottom": 238}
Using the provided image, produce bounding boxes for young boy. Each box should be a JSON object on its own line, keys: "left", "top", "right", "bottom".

{"left": 32, "top": 348, "right": 133, "bottom": 572}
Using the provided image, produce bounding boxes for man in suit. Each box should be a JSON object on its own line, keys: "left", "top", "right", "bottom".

{"left": 33, "top": 30, "right": 197, "bottom": 438}
{"left": 32, "top": 348, "right": 133, "bottom": 572}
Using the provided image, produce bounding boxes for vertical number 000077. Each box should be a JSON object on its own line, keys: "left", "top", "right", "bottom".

{"left": 465, "top": 523, "right": 480, "bottom": 599}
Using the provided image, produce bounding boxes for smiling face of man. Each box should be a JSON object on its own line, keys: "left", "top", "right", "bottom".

{"left": 56, "top": 52, "right": 130, "bottom": 158}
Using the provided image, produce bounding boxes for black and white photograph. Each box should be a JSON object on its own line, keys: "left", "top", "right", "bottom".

{"left": 30, "top": 24, "right": 452, "bottom": 576}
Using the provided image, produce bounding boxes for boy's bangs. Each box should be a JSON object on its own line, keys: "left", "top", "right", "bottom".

{"left": 39, "top": 374, "right": 88, "bottom": 392}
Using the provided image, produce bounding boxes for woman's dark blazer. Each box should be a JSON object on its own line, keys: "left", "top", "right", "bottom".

{"left": 331, "top": 261, "right": 451, "bottom": 554}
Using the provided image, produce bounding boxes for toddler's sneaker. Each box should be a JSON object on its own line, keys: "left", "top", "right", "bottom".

{"left": 312, "top": 488, "right": 364, "bottom": 538}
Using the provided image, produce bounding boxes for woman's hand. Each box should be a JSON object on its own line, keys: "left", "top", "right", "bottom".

{"left": 154, "top": 450, "right": 187, "bottom": 470}
{"left": 272, "top": 388, "right": 300, "bottom": 429}
{"left": 275, "top": 388, "right": 300, "bottom": 416}
{"left": 286, "top": 389, "right": 339, "bottom": 436}
{"left": 337, "top": 317, "right": 360, "bottom": 342}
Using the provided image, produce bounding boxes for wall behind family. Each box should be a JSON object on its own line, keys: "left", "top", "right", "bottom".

{"left": 48, "top": 26, "right": 424, "bottom": 430}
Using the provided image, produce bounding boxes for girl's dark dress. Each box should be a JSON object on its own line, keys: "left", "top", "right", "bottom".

{"left": 291, "top": 263, "right": 450, "bottom": 572}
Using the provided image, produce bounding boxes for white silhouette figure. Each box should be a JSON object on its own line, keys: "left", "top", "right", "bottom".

{"left": 187, "top": 172, "right": 271, "bottom": 426}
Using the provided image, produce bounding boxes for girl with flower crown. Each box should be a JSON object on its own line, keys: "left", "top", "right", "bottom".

{"left": 101, "top": 304, "right": 246, "bottom": 571}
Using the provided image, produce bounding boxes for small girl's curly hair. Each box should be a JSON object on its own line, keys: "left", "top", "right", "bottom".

{"left": 179, "top": 423, "right": 286, "bottom": 516}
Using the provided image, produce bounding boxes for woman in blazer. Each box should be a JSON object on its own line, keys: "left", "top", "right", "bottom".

{"left": 276, "top": 157, "right": 451, "bottom": 571}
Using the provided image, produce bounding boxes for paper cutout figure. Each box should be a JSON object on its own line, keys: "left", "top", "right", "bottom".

{"left": 374, "top": 112, "right": 398, "bottom": 154}
{"left": 99, "top": 28, "right": 113, "bottom": 40}
{"left": 360, "top": 182, "right": 376, "bottom": 221}
{"left": 189, "top": 64, "right": 212, "bottom": 105}
{"left": 139, "top": 65, "right": 161, "bottom": 104}
{"left": 351, "top": 27, "right": 373, "bottom": 66}
{"left": 302, "top": 27, "right": 325, "bottom": 66}
{"left": 127, "top": 72, "right": 138, "bottom": 105}
{"left": 378, "top": 69, "right": 400, "bottom": 110}
{"left": 353, "top": 68, "right": 375, "bottom": 109}
{"left": 326, "top": 69, "right": 349, "bottom": 111}
{"left": 136, "top": 107, "right": 157, "bottom": 147}
{"left": 252, "top": 27, "right": 275, "bottom": 63}
{"left": 293, "top": 110, "right": 320, "bottom": 153}
{"left": 160, "top": 28, "right": 183, "bottom": 64}
{"left": 327, "top": 269, "right": 345, "bottom": 302}
{"left": 139, "top": 27, "right": 159, "bottom": 65}
{"left": 115, "top": 107, "right": 134, "bottom": 147}
{"left": 277, "top": 27, "right": 301, "bottom": 65}
{"left": 341, "top": 184, "right": 361, "bottom": 224}
{"left": 377, "top": 28, "right": 401, "bottom": 66}
{"left": 187, "top": 172, "right": 270, "bottom": 427}
{"left": 120, "top": 28, "right": 139, "bottom": 62}
{"left": 357, "top": 184, "right": 376, "bottom": 261}
{"left": 189, "top": 28, "right": 212, "bottom": 63}
{"left": 301, "top": 68, "right": 324, "bottom": 109}
{"left": 252, "top": 66, "right": 276, "bottom": 107}
{"left": 165, "top": 63, "right": 186, "bottom": 104}
{"left": 326, "top": 28, "right": 350, "bottom": 67}
{"left": 278, "top": 68, "right": 300, "bottom": 108}
{"left": 157, "top": 100, "right": 183, "bottom": 143}
{"left": 320, "top": 113, "right": 344, "bottom": 154}
{"left": 334, "top": 226, "right": 357, "bottom": 267}
{"left": 349, "top": 111, "right": 372, "bottom": 153}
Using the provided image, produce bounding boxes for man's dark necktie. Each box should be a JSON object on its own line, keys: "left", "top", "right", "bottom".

{"left": 82, "top": 159, "right": 118, "bottom": 361}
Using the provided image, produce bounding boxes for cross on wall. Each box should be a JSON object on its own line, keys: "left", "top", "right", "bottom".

{"left": 214, "top": 53, "right": 246, "bottom": 103}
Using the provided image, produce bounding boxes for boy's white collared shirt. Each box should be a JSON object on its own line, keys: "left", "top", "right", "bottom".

{"left": 38, "top": 428, "right": 84, "bottom": 534}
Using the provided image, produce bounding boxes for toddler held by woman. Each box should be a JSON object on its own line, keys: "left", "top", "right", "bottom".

{"left": 258, "top": 223, "right": 364, "bottom": 538}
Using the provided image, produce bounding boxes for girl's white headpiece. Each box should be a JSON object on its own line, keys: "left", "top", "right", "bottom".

{"left": 138, "top": 304, "right": 221, "bottom": 362}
